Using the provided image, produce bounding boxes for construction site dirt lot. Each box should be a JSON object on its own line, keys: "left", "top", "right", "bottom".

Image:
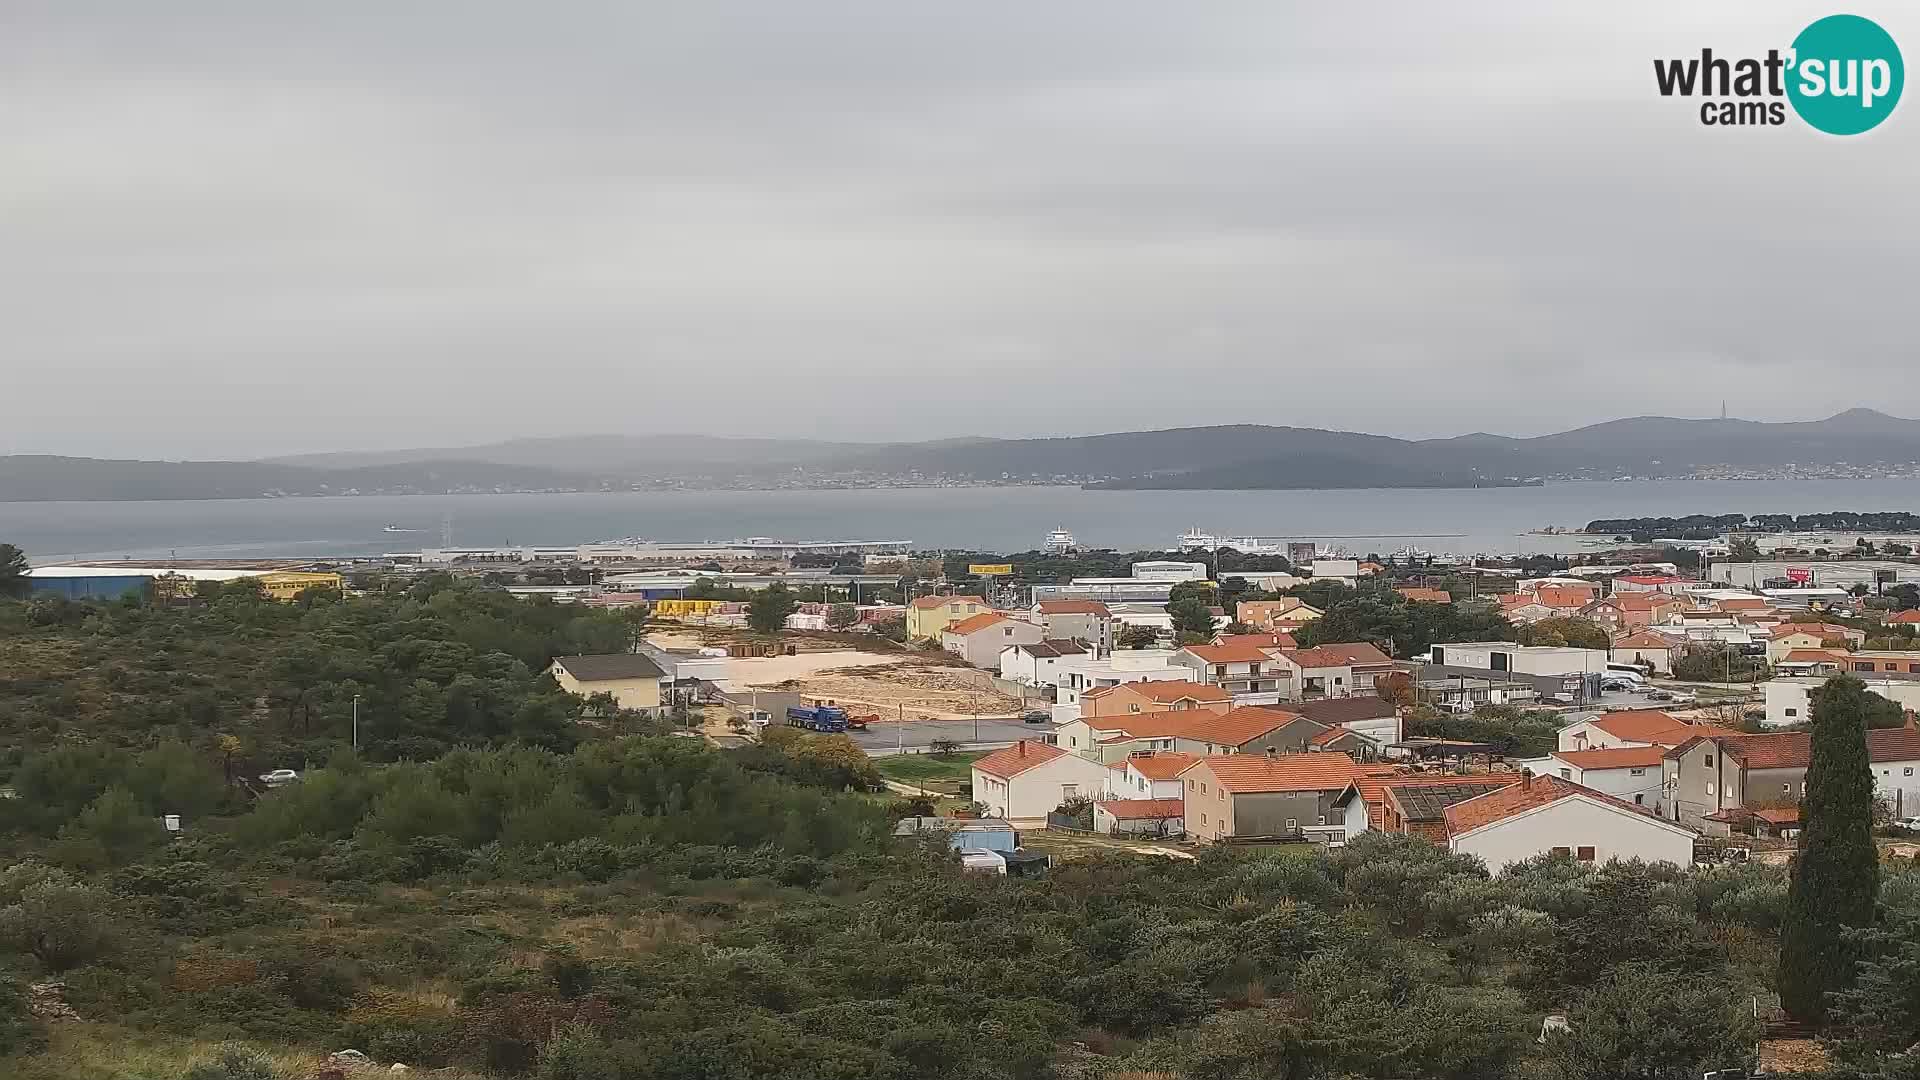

{"left": 646, "top": 624, "right": 924, "bottom": 656}
{"left": 751, "top": 660, "right": 1023, "bottom": 722}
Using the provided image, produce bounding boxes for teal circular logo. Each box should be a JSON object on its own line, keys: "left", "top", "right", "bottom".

{"left": 1787, "top": 14, "right": 1903, "bottom": 135}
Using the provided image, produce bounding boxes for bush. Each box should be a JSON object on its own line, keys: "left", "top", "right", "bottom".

{"left": 0, "top": 865, "right": 117, "bottom": 971}
{"left": 182, "top": 1045, "right": 277, "bottom": 1080}
{"left": 0, "top": 976, "right": 44, "bottom": 1057}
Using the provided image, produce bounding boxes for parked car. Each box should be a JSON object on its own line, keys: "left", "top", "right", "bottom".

{"left": 258, "top": 769, "right": 299, "bottom": 785}
{"left": 1022, "top": 710, "right": 1050, "bottom": 725}
{"left": 1896, "top": 816, "right": 1920, "bottom": 831}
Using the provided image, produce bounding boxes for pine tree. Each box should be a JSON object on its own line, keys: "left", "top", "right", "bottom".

{"left": 1778, "top": 674, "right": 1881, "bottom": 1023}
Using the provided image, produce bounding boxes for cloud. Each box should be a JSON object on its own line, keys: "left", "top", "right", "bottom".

{"left": 2, "top": 1, "right": 1916, "bottom": 456}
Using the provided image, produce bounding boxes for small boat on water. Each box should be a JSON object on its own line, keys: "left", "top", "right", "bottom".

{"left": 382, "top": 524, "right": 416, "bottom": 533}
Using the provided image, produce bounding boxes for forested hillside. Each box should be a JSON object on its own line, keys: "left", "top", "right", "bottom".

{"left": 0, "top": 580, "right": 1916, "bottom": 1080}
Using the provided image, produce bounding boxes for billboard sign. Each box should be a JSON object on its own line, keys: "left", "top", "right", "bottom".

{"left": 969, "top": 564, "right": 1013, "bottom": 577}
{"left": 1785, "top": 566, "right": 1812, "bottom": 583}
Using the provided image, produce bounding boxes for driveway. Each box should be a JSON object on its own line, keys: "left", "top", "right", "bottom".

{"left": 852, "top": 717, "right": 1041, "bottom": 756}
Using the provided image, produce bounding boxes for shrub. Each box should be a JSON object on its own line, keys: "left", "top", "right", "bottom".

{"left": 182, "top": 1044, "right": 277, "bottom": 1080}
{"left": 0, "top": 870, "right": 117, "bottom": 971}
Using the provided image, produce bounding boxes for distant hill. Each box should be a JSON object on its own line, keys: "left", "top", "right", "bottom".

{"left": 0, "top": 456, "right": 610, "bottom": 502}
{"left": 10, "top": 409, "right": 1920, "bottom": 499}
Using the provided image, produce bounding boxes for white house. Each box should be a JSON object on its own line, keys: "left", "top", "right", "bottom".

{"left": 1174, "top": 642, "right": 1296, "bottom": 701}
{"left": 969, "top": 740, "right": 1112, "bottom": 821}
{"left": 1512, "top": 746, "right": 1667, "bottom": 810}
{"left": 1555, "top": 709, "right": 1732, "bottom": 753}
{"left": 1031, "top": 600, "right": 1113, "bottom": 655}
{"left": 1609, "top": 631, "right": 1678, "bottom": 676}
{"left": 1870, "top": 727, "right": 1920, "bottom": 817}
{"left": 1309, "top": 559, "right": 1360, "bottom": 586}
{"left": 998, "top": 639, "right": 1089, "bottom": 686}
{"left": 1049, "top": 650, "right": 1190, "bottom": 707}
{"left": 1765, "top": 676, "right": 1920, "bottom": 728}
{"left": 1442, "top": 774, "right": 1698, "bottom": 874}
{"left": 942, "top": 613, "right": 1046, "bottom": 669}
{"left": 1430, "top": 642, "right": 1609, "bottom": 677}
{"left": 1101, "top": 750, "right": 1201, "bottom": 800}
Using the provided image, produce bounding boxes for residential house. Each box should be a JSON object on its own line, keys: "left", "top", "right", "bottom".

{"left": 906, "top": 594, "right": 991, "bottom": 641}
{"left": 1078, "top": 679, "right": 1232, "bottom": 721}
{"left": 1871, "top": 725, "right": 1920, "bottom": 817}
{"left": 942, "top": 613, "right": 1046, "bottom": 668}
{"left": 1061, "top": 705, "right": 1330, "bottom": 763}
{"left": 1396, "top": 587, "right": 1453, "bottom": 604}
{"left": 1102, "top": 750, "right": 1202, "bottom": 799}
{"left": 1610, "top": 630, "right": 1678, "bottom": 675}
{"left": 1887, "top": 610, "right": 1920, "bottom": 626}
{"left": 1236, "top": 597, "right": 1323, "bottom": 632}
{"left": 999, "top": 639, "right": 1089, "bottom": 685}
{"left": 1612, "top": 574, "right": 1690, "bottom": 596}
{"left": 1497, "top": 595, "right": 1559, "bottom": 625}
{"left": 1430, "top": 642, "right": 1609, "bottom": 678}
{"left": 1031, "top": 599, "right": 1112, "bottom": 654}
{"left": 1050, "top": 650, "right": 1190, "bottom": 710}
{"left": 1181, "top": 753, "right": 1361, "bottom": 843}
{"left": 1767, "top": 622, "right": 1866, "bottom": 662}
{"left": 1289, "top": 696, "right": 1403, "bottom": 747}
{"left": 1174, "top": 642, "right": 1295, "bottom": 701}
{"left": 1517, "top": 746, "right": 1667, "bottom": 810}
{"left": 1533, "top": 583, "right": 1600, "bottom": 612}
{"left": 1217, "top": 631, "right": 1299, "bottom": 651}
{"left": 969, "top": 740, "right": 1111, "bottom": 820}
{"left": 1581, "top": 593, "right": 1679, "bottom": 631}
{"left": 1846, "top": 650, "right": 1920, "bottom": 676}
{"left": 1442, "top": 773, "right": 1698, "bottom": 873}
{"left": 1775, "top": 649, "right": 1850, "bottom": 676}
{"left": 1763, "top": 674, "right": 1920, "bottom": 727}
{"left": 549, "top": 654, "right": 666, "bottom": 715}
{"left": 1295, "top": 642, "right": 1395, "bottom": 694}
{"left": 1556, "top": 709, "right": 1739, "bottom": 753}
{"left": 1334, "top": 773, "right": 1517, "bottom": 839}
{"left": 1092, "top": 798, "right": 1186, "bottom": 837}
{"left": 1665, "top": 722, "right": 1920, "bottom": 823}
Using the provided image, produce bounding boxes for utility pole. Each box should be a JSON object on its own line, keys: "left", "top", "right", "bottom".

{"left": 352, "top": 694, "right": 360, "bottom": 751}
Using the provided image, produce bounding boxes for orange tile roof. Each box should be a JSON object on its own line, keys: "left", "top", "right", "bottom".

{"left": 1754, "top": 807, "right": 1800, "bottom": 825}
{"left": 1612, "top": 630, "right": 1674, "bottom": 649}
{"left": 1889, "top": 610, "right": 1920, "bottom": 624}
{"left": 1396, "top": 587, "right": 1453, "bottom": 603}
{"left": 910, "top": 594, "right": 986, "bottom": 610}
{"left": 1180, "top": 707, "right": 1308, "bottom": 747}
{"left": 1588, "top": 710, "right": 1739, "bottom": 747}
{"left": 1552, "top": 746, "right": 1668, "bottom": 770}
{"left": 1340, "top": 771, "right": 1517, "bottom": 829}
{"left": 1124, "top": 680, "right": 1232, "bottom": 704}
{"left": 1304, "top": 641, "right": 1394, "bottom": 666}
{"left": 1869, "top": 726, "right": 1920, "bottom": 762}
{"left": 1442, "top": 774, "right": 1672, "bottom": 836}
{"left": 1535, "top": 585, "right": 1598, "bottom": 609}
{"left": 944, "top": 612, "right": 1010, "bottom": 636}
{"left": 1120, "top": 751, "right": 1202, "bottom": 780}
{"left": 1309, "top": 727, "right": 1358, "bottom": 747}
{"left": 1715, "top": 597, "right": 1770, "bottom": 612}
{"left": 970, "top": 740, "right": 1067, "bottom": 778}
{"left": 1771, "top": 623, "right": 1853, "bottom": 639}
{"left": 1719, "top": 732, "right": 1810, "bottom": 770}
{"left": 1183, "top": 752, "right": 1358, "bottom": 793}
{"left": 1218, "top": 631, "right": 1299, "bottom": 650}
{"left": 1782, "top": 649, "right": 1849, "bottom": 664}
{"left": 1609, "top": 593, "right": 1678, "bottom": 611}
{"left": 1036, "top": 599, "right": 1111, "bottom": 616}
{"left": 1182, "top": 642, "right": 1279, "bottom": 664}
{"left": 1096, "top": 797, "right": 1186, "bottom": 820}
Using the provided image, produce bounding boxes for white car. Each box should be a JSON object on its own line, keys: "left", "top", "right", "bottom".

{"left": 1897, "top": 817, "right": 1920, "bottom": 831}
{"left": 258, "top": 768, "right": 299, "bottom": 785}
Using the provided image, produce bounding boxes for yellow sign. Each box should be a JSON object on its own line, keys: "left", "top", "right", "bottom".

{"left": 968, "top": 563, "right": 1013, "bottom": 577}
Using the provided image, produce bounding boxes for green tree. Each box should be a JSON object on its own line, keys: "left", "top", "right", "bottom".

{"left": 1541, "top": 966, "right": 1760, "bottom": 1080}
{"left": 0, "top": 543, "right": 27, "bottom": 599}
{"left": 825, "top": 603, "right": 859, "bottom": 630}
{"left": 53, "top": 787, "right": 166, "bottom": 869}
{"left": 1780, "top": 674, "right": 1883, "bottom": 1024}
{"left": 747, "top": 584, "right": 799, "bottom": 634}
{"left": 0, "top": 864, "right": 117, "bottom": 970}
{"left": 1727, "top": 536, "right": 1762, "bottom": 562}
{"left": 1167, "top": 597, "right": 1215, "bottom": 643}
{"left": 1517, "top": 616, "right": 1611, "bottom": 650}
{"left": 1115, "top": 624, "right": 1160, "bottom": 649}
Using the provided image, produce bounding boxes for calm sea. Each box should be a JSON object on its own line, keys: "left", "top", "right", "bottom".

{"left": 6, "top": 479, "right": 1920, "bottom": 563}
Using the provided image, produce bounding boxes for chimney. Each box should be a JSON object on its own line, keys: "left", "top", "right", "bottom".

{"left": 1519, "top": 767, "right": 1534, "bottom": 789}
{"left": 1265, "top": 745, "right": 1277, "bottom": 759}
{"left": 1018, "top": 742, "right": 1028, "bottom": 758}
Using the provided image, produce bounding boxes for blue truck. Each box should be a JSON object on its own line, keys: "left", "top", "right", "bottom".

{"left": 786, "top": 703, "right": 850, "bottom": 733}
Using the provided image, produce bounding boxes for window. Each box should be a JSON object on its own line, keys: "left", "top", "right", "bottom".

{"left": 1559, "top": 768, "right": 1572, "bottom": 779}
{"left": 1630, "top": 767, "right": 1646, "bottom": 776}
{"left": 1062, "top": 784, "right": 1077, "bottom": 799}
{"left": 1285, "top": 818, "right": 1298, "bottom": 830}
{"left": 1782, "top": 783, "right": 1791, "bottom": 794}
{"left": 1129, "top": 704, "right": 1141, "bottom": 713}
{"left": 1200, "top": 812, "right": 1207, "bottom": 824}
{"left": 1704, "top": 754, "right": 1714, "bottom": 767}
{"left": 1551, "top": 846, "right": 1571, "bottom": 856}
{"left": 1188, "top": 779, "right": 1195, "bottom": 791}
{"left": 1577, "top": 846, "right": 1596, "bottom": 862}
{"left": 1316, "top": 815, "right": 1326, "bottom": 826}
{"left": 1201, "top": 783, "right": 1208, "bottom": 793}
{"left": 1785, "top": 708, "right": 1798, "bottom": 717}
{"left": 1907, "top": 767, "right": 1915, "bottom": 777}
{"left": 1706, "top": 781, "right": 1715, "bottom": 796}
{"left": 1634, "top": 794, "right": 1644, "bottom": 805}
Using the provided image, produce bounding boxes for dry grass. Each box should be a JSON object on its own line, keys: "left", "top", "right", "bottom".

{"left": 7, "top": 1023, "right": 316, "bottom": 1080}
{"left": 544, "top": 910, "right": 712, "bottom": 957}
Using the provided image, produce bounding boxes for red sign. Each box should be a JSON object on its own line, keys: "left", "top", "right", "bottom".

{"left": 1786, "top": 566, "right": 1812, "bottom": 583}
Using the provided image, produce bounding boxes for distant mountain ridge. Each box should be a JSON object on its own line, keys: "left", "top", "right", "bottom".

{"left": 8, "top": 409, "right": 1920, "bottom": 500}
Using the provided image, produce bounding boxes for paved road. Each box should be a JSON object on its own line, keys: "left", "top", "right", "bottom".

{"left": 853, "top": 717, "right": 1041, "bottom": 756}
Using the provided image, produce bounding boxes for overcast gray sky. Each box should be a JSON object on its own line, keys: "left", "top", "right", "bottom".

{"left": 4, "top": 2, "right": 1916, "bottom": 459}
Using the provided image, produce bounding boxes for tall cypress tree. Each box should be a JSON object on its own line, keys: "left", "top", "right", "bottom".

{"left": 1779, "top": 674, "right": 1881, "bottom": 1023}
